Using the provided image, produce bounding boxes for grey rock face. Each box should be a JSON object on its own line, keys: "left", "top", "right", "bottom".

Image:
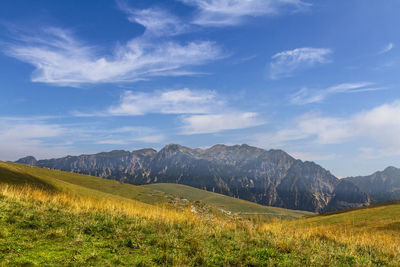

{"left": 344, "top": 166, "right": 400, "bottom": 203}
{"left": 323, "top": 180, "right": 370, "bottom": 212}
{"left": 15, "top": 156, "right": 37, "bottom": 165}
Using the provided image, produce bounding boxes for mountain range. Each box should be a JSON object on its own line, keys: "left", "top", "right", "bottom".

{"left": 15, "top": 144, "right": 399, "bottom": 212}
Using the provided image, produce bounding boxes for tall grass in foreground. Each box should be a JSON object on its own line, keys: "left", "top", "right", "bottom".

{"left": 1, "top": 184, "right": 400, "bottom": 266}
{"left": 262, "top": 217, "right": 400, "bottom": 258}
{"left": 0, "top": 184, "right": 242, "bottom": 231}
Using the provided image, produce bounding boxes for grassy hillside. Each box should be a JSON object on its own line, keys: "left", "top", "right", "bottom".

{"left": 261, "top": 201, "right": 400, "bottom": 266}
{"left": 145, "top": 183, "right": 313, "bottom": 219}
{"left": 0, "top": 162, "right": 171, "bottom": 205}
{"left": 1, "top": 180, "right": 400, "bottom": 265}
{"left": 0, "top": 162, "right": 311, "bottom": 219}
{"left": 1, "top": 161, "right": 400, "bottom": 265}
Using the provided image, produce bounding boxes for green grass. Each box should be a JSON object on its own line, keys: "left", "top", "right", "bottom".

{"left": 301, "top": 199, "right": 400, "bottom": 227}
{"left": 145, "top": 183, "right": 313, "bottom": 219}
{"left": 0, "top": 162, "right": 171, "bottom": 205}
{"left": 1, "top": 161, "right": 400, "bottom": 265}
{"left": 0, "top": 188, "right": 282, "bottom": 266}
{"left": 1, "top": 182, "right": 399, "bottom": 266}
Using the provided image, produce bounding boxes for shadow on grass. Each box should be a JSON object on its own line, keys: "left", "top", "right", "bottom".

{"left": 0, "top": 166, "right": 57, "bottom": 192}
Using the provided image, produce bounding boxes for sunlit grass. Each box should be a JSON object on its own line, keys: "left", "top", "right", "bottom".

{"left": 1, "top": 183, "right": 400, "bottom": 265}
{"left": 1, "top": 161, "right": 400, "bottom": 265}
{"left": 261, "top": 203, "right": 400, "bottom": 258}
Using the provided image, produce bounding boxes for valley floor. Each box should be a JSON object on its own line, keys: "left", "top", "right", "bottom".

{"left": 1, "top": 184, "right": 400, "bottom": 266}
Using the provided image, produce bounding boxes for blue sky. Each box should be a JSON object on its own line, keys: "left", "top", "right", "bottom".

{"left": 0, "top": 0, "right": 399, "bottom": 177}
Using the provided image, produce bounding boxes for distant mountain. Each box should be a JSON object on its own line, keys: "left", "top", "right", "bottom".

{"left": 15, "top": 144, "right": 373, "bottom": 212}
{"left": 324, "top": 179, "right": 370, "bottom": 212}
{"left": 15, "top": 156, "right": 37, "bottom": 165}
{"left": 344, "top": 166, "right": 400, "bottom": 203}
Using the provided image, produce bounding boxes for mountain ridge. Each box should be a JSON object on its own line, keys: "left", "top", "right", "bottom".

{"left": 16, "top": 143, "right": 398, "bottom": 212}
{"left": 344, "top": 166, "right": 400, "bottom": 204}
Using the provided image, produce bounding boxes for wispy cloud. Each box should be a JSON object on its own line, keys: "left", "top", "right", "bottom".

{"left": 92, "top": 126, "right": 166, "bottom": 145}
{"left": 253, "top": 100, "right": 400, "bottom": 157}
{"left": 117, "top": 1, "right": 189, "bottom": 37}
{"left": 288, "top": 151, "right": 338, "bottom": 161}
{"left": 379, "top": 42, "right": 394, "bottom": 54}
{"left": 107, "top": 88, "right": 222, "bottom": 116}
{"left": 253, "top": 113, "right": 350, "bottom": 147}
{"left": 0, "top": 116, "right": 167, "bottom": 160}
{"left": 180, "top": 0, "right": 309, "bottom": 26}
{"left": 181, "top": 112, "right": 265, "bottom": 134}
{"left": 269, "top": 47, "right": 332, "bottom": 79}
{"left": 3, "top": 5, "right": 222, "bottom": 86}
{"left": 290, "top": 82, "right": 386, "bottom": 105}
{"left": 0, "top": 117, "right": 75, "bottom": 161}
{"left": 76, "top": 88, "right": 265, "bottom": 134}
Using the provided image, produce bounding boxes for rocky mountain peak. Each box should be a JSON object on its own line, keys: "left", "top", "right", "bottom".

{"left": 383, "top": 166, "right": 400, "bottom": 174}
{"left": 15, "top": 156, "right": 37, "bottom": 165}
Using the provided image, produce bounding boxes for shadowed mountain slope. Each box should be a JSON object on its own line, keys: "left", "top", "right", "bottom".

{"left": 344, "top": 166, "right": 400, "bottom": 203}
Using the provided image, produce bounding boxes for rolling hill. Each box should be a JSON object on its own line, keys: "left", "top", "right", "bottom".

{"left": 263, "top": 198, "right": 400, "bottom": 265}
{"left": 0, "top": 162, "right": 312, "bottom": 219}
{"left": 144, "top": 183, "right": 312, "bottom": 218}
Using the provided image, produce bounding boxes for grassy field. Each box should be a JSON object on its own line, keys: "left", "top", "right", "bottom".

{"left": 1, "top": 161, "right": 400, "bottom": 265}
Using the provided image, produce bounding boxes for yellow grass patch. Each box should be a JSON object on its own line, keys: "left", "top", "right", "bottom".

{"left": 0, "top": 184, "right": 241, "bottom": 232}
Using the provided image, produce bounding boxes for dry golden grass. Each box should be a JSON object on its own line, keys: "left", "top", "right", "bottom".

{"left": 0, "top": 184, "right": 243, "bottom": 233}
{"left": 261, "top": 211, "right": 400, "bottom": 260}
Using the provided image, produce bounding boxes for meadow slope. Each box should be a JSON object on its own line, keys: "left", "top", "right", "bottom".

{"left": 1, "top": 162, "right": 400, "bottom": 265}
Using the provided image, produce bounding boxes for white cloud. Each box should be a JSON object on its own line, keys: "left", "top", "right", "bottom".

{"left": 269, "top": 47, "right": 332, "bottom": 79}
{"left": 1, "top": 124, "right": 62, "bottom": 141}
{"left": 379, "top": 42, "right": 394, "bottom": 54}
{"left": 0, "top": 117, "right": 167, "bottom": 160}
{"left": 133, "top": 134, "right": 166, "bottom": 143}
{"left": 80, "top": 88, "right": 264, "bottom": 135}
{"left": 288, "top": 151, "right": 338, "bottom": 161}
{"left": 82, "top": 126, "right": 167, "bottom": 145}
{"left": 252, "top": 113, "right": 351, "bottom": 147}
{"left": 95, "top": 139, "right": 128, "bottom": 145}
{"left": 4, "top": 20, "right": 221, "bottom": 86}
{"left": 117, "top": 1, "right": 189, "bottom": 37}
{"left": 108, "top": 88, "right": 221, "bottom": 115}
{"left": 253, "top": 100, "right": 400, "bottom": 157}
{"left": 0, "top": 118, "right": 76, "bottom": 161}
{"left": 290, "top": 82, "right": 386, "bottom": 105}
{"left": 181, "top": 112, "right": 265, "bottom": 134}
{"left": 181, "top": 0, "right": 309, "bottom": 26}
{"left": 353, "top": 101, "right": 400, "bottom": 156}
{"left": 95, "top": 134, "right": 165, "bottom": 145}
